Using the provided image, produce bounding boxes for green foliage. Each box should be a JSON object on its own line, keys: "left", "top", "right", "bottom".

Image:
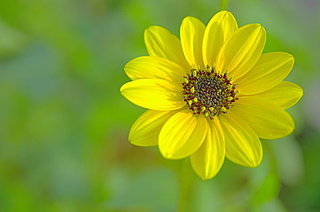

{"left": 251, "top": 173, "right": 280, "bottom": 207}
{"left": 0, "top": 0, "right": 319, "bottom": 211}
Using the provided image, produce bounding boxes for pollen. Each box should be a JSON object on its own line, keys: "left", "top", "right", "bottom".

{"left": 182, "top": 67, "right": 238, "bottom": 119}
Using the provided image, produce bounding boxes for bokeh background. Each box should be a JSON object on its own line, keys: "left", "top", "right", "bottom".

{"left": 0, "top": 0, "right": 319, "bottom": 211}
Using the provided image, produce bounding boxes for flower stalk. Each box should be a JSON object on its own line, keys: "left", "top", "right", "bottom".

{"left": 177, "top": 160, "right": 196, "bottom": 212}
{"left": 219, "top": 0, "right": 229, "bottom": 10}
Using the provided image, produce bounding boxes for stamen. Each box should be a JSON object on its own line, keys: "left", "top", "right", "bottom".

{"left": 182, "top": 67, "right": 238, "bottom": 119}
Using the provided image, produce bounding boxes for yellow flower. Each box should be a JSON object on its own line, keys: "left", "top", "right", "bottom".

{"left": 120, "top": 11, "right": 303, "bottom": 180}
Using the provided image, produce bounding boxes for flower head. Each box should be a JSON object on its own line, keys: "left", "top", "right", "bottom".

{"left": 120, "top": 11, "right": 303, "bottom": 180}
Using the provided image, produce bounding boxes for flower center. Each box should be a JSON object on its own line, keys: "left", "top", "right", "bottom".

{"left": 182, "top": 67, "right": 238, "bottom": 119}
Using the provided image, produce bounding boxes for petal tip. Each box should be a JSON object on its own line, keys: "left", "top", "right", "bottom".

{"left": 251, "top": 159, "right": 262, "bottom": 168}
{"left": 247, "top": 152, "right": 263, "bottom": 168}
{"left": 160, "top": 148, "right": 174, "bottom": 159}
{"left": 246, "top": 23, "right": 265, "bottom": 34}
{"left": 119, "top": 83, "right": 125, "bottom": 93}
{"left": 216, "top": 10, "right": 232, "bottom": 16}
{"left": 145, "top": 25, "right": 157, "bottom": 31}
{"left": 291, "top": 82, "right": 304, "bottom": 104}
{"left": 200, "top": 172, "right": 219, "bottom": 180}
{"left": 254, "top": 23, "right": 263, "bottom": 28}
{"left": 144, "top": 25, "right": 161, "bottom": 37}
{"left": 144, "top": 26, "right": 151, "bottom": 35}
{"left": 128, "top": 138, "right": 137, "bottom": 146}
{"left": 199, "top": 175, "right": 212, "bottom": 181}
{"left": 282, "top": 52, "right": 295, "bottom": 63}
{"left": 256, "top": 24, "right": 266, "bottom": 35}
{"left": 183, "top": 15, "right": 193, "bottom": 20}
{"left": 298, "top": 86, "right": 304, "bottom": 97}
{"left": 119, "top": 82, "right": 129, "bottom": 95}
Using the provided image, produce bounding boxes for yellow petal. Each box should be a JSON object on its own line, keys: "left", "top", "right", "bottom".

{"left": 215, "top": 24, "right": 266, "bottom": 79}
{"left": 233, "top": 96, "right": 295, "bottom": 139}
{"left": 180, "top": 16, "right": 206, "bottom": 68}
{"left": 256, "top": 81, "right": 303, "bottom": 109}
{"left": 129, "top": 110, "right": 177, "bottom": 146}
{"left": 120, "top": 79, "right": 184, "bottom": 110}
{"left": 190, "top": 118, "right": 225, "bottom": 180}
{"left": 203, "top": 11, "right": 238, "bottom": 67}
{"left": 220, "top": 112, "right": 262, "bottom": 167}
{"left": 144, "top": 26, "right": 189, "bottom": 70}
{"left": 159, "top": 110, "right": 208, "bottom": 159}
{"left": 124, "top": 56, "right": 187, "bottom": 82}
{"left": 236, "top": 52, "right": 294, "bottom": 95}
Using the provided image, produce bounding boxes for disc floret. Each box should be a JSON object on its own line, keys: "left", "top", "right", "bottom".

{"left": 182, "top": 66, "right": 238, "bottom": 119}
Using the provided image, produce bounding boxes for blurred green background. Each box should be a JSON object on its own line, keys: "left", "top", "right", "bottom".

{"left": 0, "top": 0, "right": 319, "bottom": 211}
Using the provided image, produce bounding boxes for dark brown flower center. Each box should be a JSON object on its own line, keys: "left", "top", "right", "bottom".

{"left": 182, "top": 66, "right": 238, "bottom": 119}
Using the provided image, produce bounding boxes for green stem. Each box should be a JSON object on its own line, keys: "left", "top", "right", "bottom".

{"left": 219, "top": 0, "right": 229, "bottom": 10}
{"left": 177, "top": 160, "right": 196, "bottom": 212}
